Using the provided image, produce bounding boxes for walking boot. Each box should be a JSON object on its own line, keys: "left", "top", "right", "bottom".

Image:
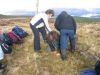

{"left": 60, "top": 49, "right": 67, "bottom": 60}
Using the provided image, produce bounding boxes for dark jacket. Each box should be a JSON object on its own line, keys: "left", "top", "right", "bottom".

{"left": 54, "top": 11, "right": 77, "bottom": 34}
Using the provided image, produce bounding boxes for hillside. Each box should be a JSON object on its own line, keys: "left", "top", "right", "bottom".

{"left": 2, "top": 8, "right": 100, "bottom": 18}
{"left": 0, "top": 17, "right": 100, "bottom": 75}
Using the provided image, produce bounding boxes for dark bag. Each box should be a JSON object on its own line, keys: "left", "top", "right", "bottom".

{"left": 0, "top": 34, "right": 4, "bottom": 45}
{"left": 7, "top": 32, "right": 21, "bottom": 43}
{"left": 1, "top": 43, "right": 12, "bottom": 54}
{"left": 95, "top": 60, "right": 100, "bottom": 75}
{"left": 2, "top": 33, "right": 13, "bottom": 45}
{"left": 80, "top": 68, "right": 96, "bottom": 75}
{"left": 12, "top": 25, "right": 28, "bottom": 38}
{"left": 0, "top": 38, "right": 3, "bottom": 45}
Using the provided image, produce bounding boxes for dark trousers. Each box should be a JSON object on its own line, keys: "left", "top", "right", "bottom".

{"left": 30, "top": 24, "right": 46, "bottom": 51}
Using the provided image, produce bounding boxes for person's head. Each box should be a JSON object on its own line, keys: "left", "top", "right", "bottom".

{"left": 45, "top": 9, "right": 54, "bottom": 18}
{"left": 60, "top": 11, "right": 68, "bottom": 17}
{"left": 46, "top": 31, "right": 59, "bottom": 42}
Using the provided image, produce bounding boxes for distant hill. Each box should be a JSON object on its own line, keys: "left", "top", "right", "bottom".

{"left": 0, "top": 14, "right": 6, "bottom": 17}
{"left": 5, "top": 10, "right": 35, "bottom": 16}
{"left": 53, "top": 8, "right": 89, "bottom": 16}
{"left": 1, "top": 8, "right": 100, "bottom": 18}
{"left": 53, "top": 8, "right": 100, "bottom": 18}
{"left": 0, "top": 14, "right": 8, "bottom": 18}
{"left": 0, "top": 14, "right": 30, "bottom": 19}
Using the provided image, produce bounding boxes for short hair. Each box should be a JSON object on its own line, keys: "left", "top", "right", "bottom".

{"left": 46, "top": 31, "right": 59, "bottom": 41}
{"left": 45, "top": 9, "right": 54, "bottom": 16}
{"left": 60, "top": 11, "right": 68, "bottom": 15}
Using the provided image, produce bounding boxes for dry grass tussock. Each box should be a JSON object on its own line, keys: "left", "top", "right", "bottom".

{"left": 0, "top": 18, "right": 100, "bottom": 75}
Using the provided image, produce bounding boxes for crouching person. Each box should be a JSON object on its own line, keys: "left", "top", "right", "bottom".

{"left": 30, "top": 9, "right": 54, "bottom": 52}
{"left": 54, "top": 11, "right": 77, "bottom": 60}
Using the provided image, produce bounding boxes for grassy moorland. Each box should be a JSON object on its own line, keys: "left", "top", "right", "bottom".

{"left": 74, "top": 16, "right": 100, "bottom": 23}
{"left": 0, "top": 16, "right": 100, "bottom": 75}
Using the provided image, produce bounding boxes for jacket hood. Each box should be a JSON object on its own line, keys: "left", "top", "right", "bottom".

{"left": 60, "top": 11, "right": 68, "bottom": 17}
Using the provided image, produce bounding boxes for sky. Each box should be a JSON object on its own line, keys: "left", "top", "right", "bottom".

{"left": 0, "top": 0, "right": 100, "bottom": 15}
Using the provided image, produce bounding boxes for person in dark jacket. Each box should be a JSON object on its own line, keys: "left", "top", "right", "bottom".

{"left": 54, "top": 11, "right": 77, "bottom": 60}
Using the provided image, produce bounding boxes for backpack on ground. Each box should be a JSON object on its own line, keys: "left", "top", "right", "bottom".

{"left": 2, "top": 33, "right": 13, "bottom": 46}
{"left": 95, "top": 60, "right": 100, "bottom": 75}
{"left": 12, "top": 25, "right": 28, "bottom": 38}
{"left": 1, "top": 43, "right": 12, "bottom": 54}
{"left": 0, "top": 37, "right": 3, "bottom": 45}
{"left": 80, "top": 68, "right": 96, "bottom": 75}
{"left": 7, "top": 31, "right": 22, "bottom": 43}
{"left": 0, "top": 34, "right": 4, "bottom": 45}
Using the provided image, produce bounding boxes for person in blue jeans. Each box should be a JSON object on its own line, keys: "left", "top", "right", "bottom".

{"left": 54, "top": 11, "right": 77, "bottom": 60}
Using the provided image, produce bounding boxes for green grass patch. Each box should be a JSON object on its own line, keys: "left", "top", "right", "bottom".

{"left": 74, "top": 16, "right": 100, "bottom": 23}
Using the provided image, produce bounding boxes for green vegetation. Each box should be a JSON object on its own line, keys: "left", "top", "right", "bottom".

{"left": 0, "top": 14, "right": 20, "bottom": 19}
{"left": 0, "top": 14, "right": 31, "bottom": 19}
{"left": 1, "top": 15, "right": 100, "bottom": 23}
{"left": 74, "top": 16, "right": 100, "bottom": 23}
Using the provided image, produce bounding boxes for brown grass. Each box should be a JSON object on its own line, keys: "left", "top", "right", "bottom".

{"left": 0, "top": 17, "right": 100, "bottom": 75}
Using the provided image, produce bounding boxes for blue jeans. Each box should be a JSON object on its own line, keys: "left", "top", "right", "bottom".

{"left": 60, "top": 29, "right": 75, "bottom": 50}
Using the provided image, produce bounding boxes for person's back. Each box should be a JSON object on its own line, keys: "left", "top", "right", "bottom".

{"left": 55, "top": 11, "right": 77, "bottom": 60}
{"left": 55, "top": 11, "right": 76, "bottom": 34}
{"left": 30, "top": 13, "right": 47, "bottom": 26}
{"left": 59, "top": 15, "right": 74, "bottom": 29}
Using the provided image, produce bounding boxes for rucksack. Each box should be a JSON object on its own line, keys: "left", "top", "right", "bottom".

{"left": 12, "top": 25, "right": 28, "bottom": 38}
{"left": 0, "top": 37, "right": 3, "bottom": 45}
{"left": 80, "top": 68, "right": 96, "bottom": 75}
{"left": 2, "top": 33, "right": 13, "bottom": 46}
{"left": 1, "top": 43, "right": 12, "bottom": 54}
{"left": 95, "top": 60, "right": 100, "bottom": 75}
{"left": 0, "top": 34, "right": 4, "bottom": 45}
{"left": 7, "top": 31, "right": 21, "bottom": 43}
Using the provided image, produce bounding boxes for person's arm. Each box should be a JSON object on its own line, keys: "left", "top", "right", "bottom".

{"left": 43, "top": 16, "right": 52, "bottom": 32}
{"left": 54, "top": 16, "right": 60, "bottom": 31}
{"left": 72, "top": 17, "right": 77, "bottom": 35}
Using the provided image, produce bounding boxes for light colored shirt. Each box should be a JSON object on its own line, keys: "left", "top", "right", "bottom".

{"left": 30, "top": 13, "right": 52, "bottom": 32}
{"left": 0, "top": 46, "right": 4, "bottom": 60}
